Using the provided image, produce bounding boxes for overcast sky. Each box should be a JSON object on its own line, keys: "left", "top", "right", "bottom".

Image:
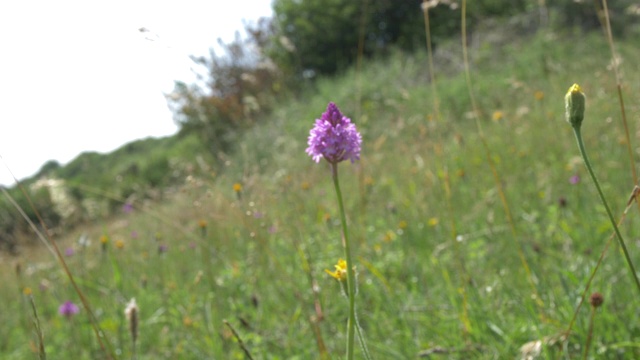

{"left": 0, "top": 0, "right": 273, "bottom": 186}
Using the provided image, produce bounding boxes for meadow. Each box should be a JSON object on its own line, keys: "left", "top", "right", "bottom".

{"left": 2, "top": 14, "right": 640, "bottom": 360}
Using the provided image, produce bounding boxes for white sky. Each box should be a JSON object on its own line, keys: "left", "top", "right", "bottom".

{"left": 0, "top": 0, "right": 273, "bottom": 186}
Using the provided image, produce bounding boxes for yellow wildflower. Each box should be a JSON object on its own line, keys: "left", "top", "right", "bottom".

{"left": 534, "top": 90, "right": 544, "bottom": 101}
{"left": 100, "top": 235, "right": 109, "bottom": 244}
{"left": 492, "top": 110, "right": 504, "bottom": 122}
{"left": 115, "top": 239, "right": 125, "bottom": 249}
{"left": 325, "top": 259, "right": 348, "bottom": 281}
{"left": 428, "top": 217, "right": 439, "bottom": 227}
{"left": 198, "top": 219, "right": 207, "bottom": 228}
{"left": 398, "top": 220, "right": 408, "bottom": 229}
{"left": 23, "top": 287, "right": 32, "bottom": 296}
{"left": 383, "top": 230, "right": 396, "bottom": 242}
{"left": 233, "top": 183, "right": 242, "bottom": 192}
{"left": 183, "top": 316, "right": 193, "bottom": 327}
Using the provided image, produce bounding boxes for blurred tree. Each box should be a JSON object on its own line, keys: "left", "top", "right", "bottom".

{"left": 168, "top": 18, "right": 283, "bottom": 158}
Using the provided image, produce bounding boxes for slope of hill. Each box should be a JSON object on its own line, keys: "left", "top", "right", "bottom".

{"left": 2, "top": 24, "right": 640, "bottom": 358}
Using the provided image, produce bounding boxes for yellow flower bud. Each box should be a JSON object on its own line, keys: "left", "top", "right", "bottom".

{"left": 565, "top": 84, "right": 586, "bottom": 128}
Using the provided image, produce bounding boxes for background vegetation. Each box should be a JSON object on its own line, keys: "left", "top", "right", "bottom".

{"left": 2, "top": 0, "right": 640, "bottom": 358}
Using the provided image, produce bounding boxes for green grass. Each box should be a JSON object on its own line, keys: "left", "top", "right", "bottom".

{"left": 2, "top": 28, "right": 640, "bottom": 359}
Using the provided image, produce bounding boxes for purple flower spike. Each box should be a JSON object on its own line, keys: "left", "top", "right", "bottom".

{"left": 306, "top": 102, "right": 362, "bottom": 164}
{"left": 570, "top": 175, "right": 580, "bottom": 185}
{"left": 59, "top": 301, "right": 80, "bottom": 317}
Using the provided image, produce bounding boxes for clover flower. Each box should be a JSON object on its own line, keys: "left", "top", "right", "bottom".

{"left": 306, "top": 102, "right": 362, "bottom": 164}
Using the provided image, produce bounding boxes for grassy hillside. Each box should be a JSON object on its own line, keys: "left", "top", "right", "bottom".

{"left": 2, "top": 25, "right": 640, "bottom": 359}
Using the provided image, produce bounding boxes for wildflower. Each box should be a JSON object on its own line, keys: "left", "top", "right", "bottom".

{"left": 125, "top": 298, "right": 139, "bottom": 343}
{"left": 398, "top": 220, "right": 408, "bottom": 229}
{"left": 59, "top": 301, "right": 80, "bottom": 318}
{"left": 23, "top": 287, "right": 32, "bottom": 296}
{"left": 183, "top": 316, "right": 193, "bottom": 327}
{"left": 428, "top": 217, "right": 439, "bottom": 227}
{"left": 115, "top": 239, "right": 125, "bottom": 249}
{"left": 558, "top": 197, "right": 567, "bottom": 208}
{"left": 306, "top": 102, "right": 362, "bottom": 164}
{"left": 233, "top": 183, "right": 242, "bottom": 200}
{"left": 492, "top": 110, "right": 504, "bottom": 122}
{"left": 100, "top": 235, "right": 109, "bottom": 244}
{"left": 158, "top": 244, "right": 168, "bottom": 254}
{"left": 65, "top": 247, "right": 74, "bottom": 257}
{"left": 323, "top": 212, "right": 331, "bottom": 223}
{"left": 534, "top": 90, "right": 545, "bottom": 101}
{"left": 325, "top": 259, "right": 348, "bottom": 281}
{"left": 301, "top": 181, "right": 311, "bottom": 190}
{"left": 383, "top": 230, "right": 396, "bottom": 242}
{"left": 122, "top": 202, "right": 134, "bottom": 214}
{"left": 569, "top": 175, "right": 580, "bottom": 185}
{"left": 198, "top": 219, "right": 207, "bottom": 229}
{"left": 589, "top": 292, "right": 604, "bottom": 308}
{"left": 131, "top": 231, "right": 139, "bottom": 239}
{"left": 565, "top": 83, "right": 586, "bottom": 128}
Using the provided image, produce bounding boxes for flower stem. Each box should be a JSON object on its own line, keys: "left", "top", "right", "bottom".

{"left": 572, "top": 126, "right": 640, "bottom": 293}
{"left": 331, "top": 163, "right": 357, "bottom": 360}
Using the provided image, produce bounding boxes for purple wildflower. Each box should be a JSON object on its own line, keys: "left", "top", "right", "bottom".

{"left": 306, "top": 102, "right": 362, "bottom": 164}
{"left": 59, "top": 301, "right": 79, "bottom": 318}
{"left": 158, "top": 244, "right": 168, "bottom": 254}
{"left": 64, "top": 247, "right": 74, "bottom": 257}
{"left": 569, "top": 175, "right": 580, "bottom": 185}
{"left": 123, "top": 203, "right": 133, "bottom": 213}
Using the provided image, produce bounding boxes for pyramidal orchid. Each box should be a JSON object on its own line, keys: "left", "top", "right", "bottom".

{"left": 307, "top": 102, "right": 369, "bottom": 360}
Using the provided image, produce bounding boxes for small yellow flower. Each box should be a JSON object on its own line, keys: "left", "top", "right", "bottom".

{"left": 492, "top": 110, "right": 504, "bottom": 122}
{"left": 398, "top": 220, "right": 408, "bottom": 229}
{"left": 198, "top": 219, "right": 207, "bottom": 228}
{"left": 115, "top": 239, "right": 125, "bottom": 249}
{"left": 534, "top": 90, "right": 545, "bottom": 101}
{"left": 183, "top": 316, "right": 193, "bottom": 327}
{"left": 428, "top": 217, "right": 439, "bottom": 227}
{"left": 364, "top": 176, "right": 374, "bottom": 186}
{"left": 325, "top": 259, "right": 348, "bottom": 281}
{"left": 301, "top": 181, "right": 311, "bottom": 190}
{"left": 233, "top": 183, "right": 242, "bottom": 192}
{"left": 23, "top": 287, "right": 32, "bottom": 296}
{"left": 100, "top": 235, "right": 109, "bottom": 244}
{"left": 383, "top": 230, "right": 396, "bottom": 242}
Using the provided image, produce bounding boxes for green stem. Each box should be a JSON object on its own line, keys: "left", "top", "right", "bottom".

{"left": 331, "top": 163, "right": 356, "bottom": 360}
{"left": 572, "top": 126, "right": 640, "bottom": 294}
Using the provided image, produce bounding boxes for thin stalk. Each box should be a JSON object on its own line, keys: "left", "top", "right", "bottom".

{"left": 223, "top": 320, "right": 254, "bottom": 360}
{"left": 27, "top": 294, "right": 46, "bottom": 360}
{"left": 461, "top": 0, "right": 544, "bottom": 316}
{"left": 421, "top": 3, "right": 441, "bottom": 122}
{"left": 571, "top": 127, "right": 640, "bottom": 293}
{"left": 600, "top": 0, "right": 640, "bottom": 216}
{"left": 331, "top": 163, "right": 357, "bottom": 360}
{"left": 582, "top": 307, "right": 597, "bottom": 360}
